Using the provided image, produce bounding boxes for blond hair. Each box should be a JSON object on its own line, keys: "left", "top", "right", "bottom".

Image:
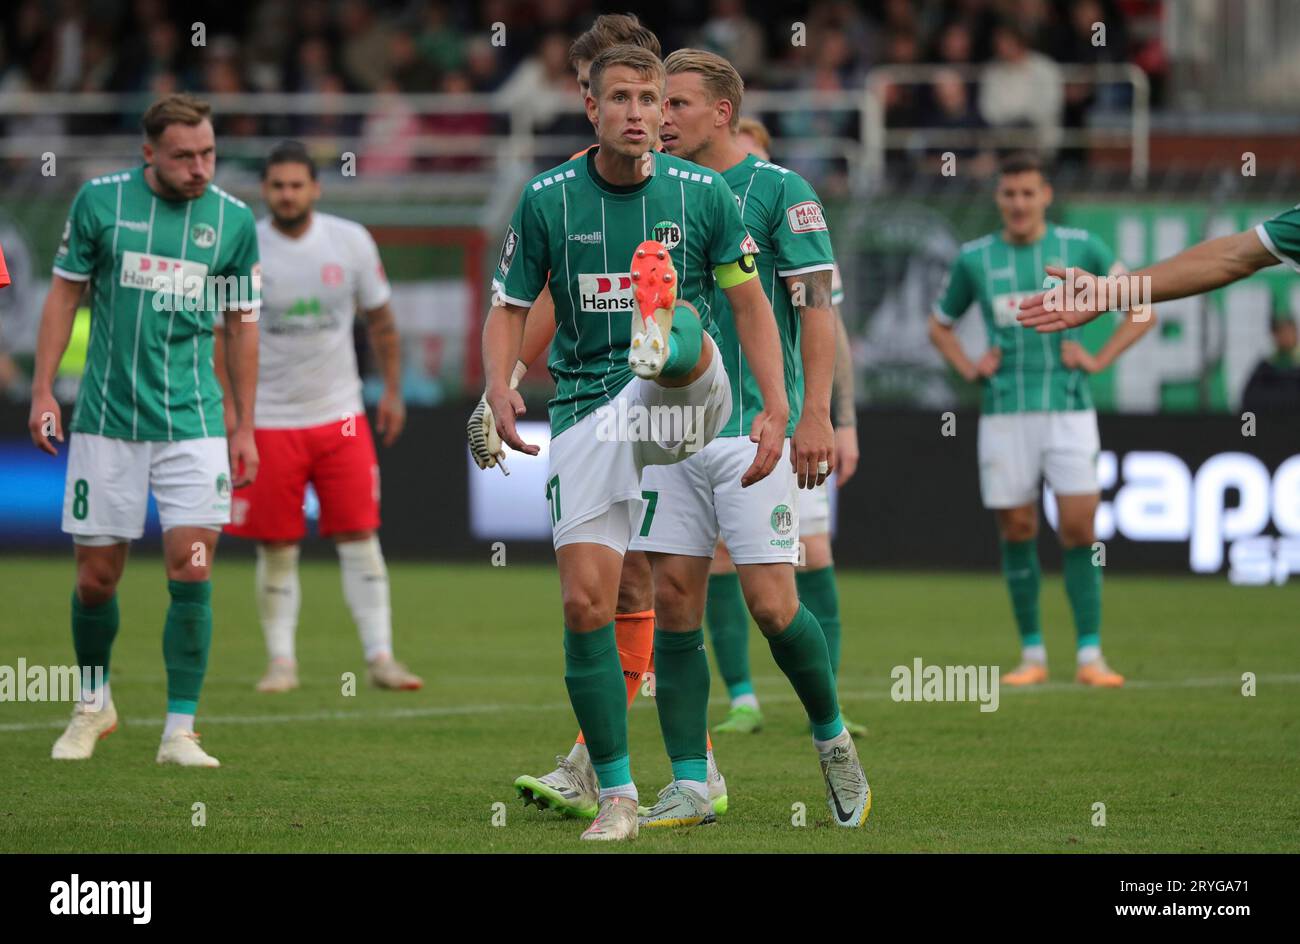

{"left": 664, "top": 48, "right": 744, "bottom": 131}
{"left": 141, "top": 93, "right": 213, "bottom": 141}
{"left": 736, "top": 117, "right": 771, "bottom": 154}
{"left": 569, "top": 13, "right": 661, "bottom": 68}
{"left": 588, "top": 44, "right": 665, "bottom": 98}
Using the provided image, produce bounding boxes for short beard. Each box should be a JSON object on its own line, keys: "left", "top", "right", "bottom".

{"left": 272, "top": 209, "right": 310, "bottom": 230}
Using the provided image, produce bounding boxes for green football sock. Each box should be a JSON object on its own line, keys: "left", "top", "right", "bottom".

{"left": 1000, "top": 539, "right": 1042, "bottom": 648}
{"left": 767, "top": 604, "right": 843, "bottom": 741}
{"left": 796, "top": 566, "right": 841, "bottom": 678}
{"left": 660, "top": 301, "right": 702, "bottom": 378}
{"left": 1063, "top": 545, "right": 1102, "bottom": 650}
{"left": 653, "top": 628, "right": 710, "bottom": 783}
{"left": 705, "top": 572, "right": 752, "bottom": 698}
{"left": 163, "top": 580, "right": 212, "bottom": 714}
{"left": 71, "top": 592, "right": 119, "bottom": 688}
{"left": 563, "top": 622, "right": 632, "bottom": 788}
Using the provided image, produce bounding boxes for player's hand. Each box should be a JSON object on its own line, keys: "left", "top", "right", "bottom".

{"left": 28, "top": 391, "right": 63, "bottom": 456}
{"left": 1060, "top": 340, "right": 1102, "bottom": 373}
{"left": 834, "top": 425, "right": 859, "bottom": 487}
{"left": 229, "top": 425, "right": 259, "bottom": 488}
{"left": 1017, "top": 265, "right": 1107, "bottom": 332}
{"left": 468, "top": 392, "right": 507, "bottom": 470}
{"left": 791, "top": 412, "right": 833, "bottom": 489}
{"left": 376, "top": 387, "right": 406, "bottom": 446}
{"left": 973, "top": 347, "right": 1001, "bottom": 380}
{"left": 488, "top": 385, "right": 539, "bottom": 457}
{"left": 742, "top": 409, "right": 786, "bottom": 488}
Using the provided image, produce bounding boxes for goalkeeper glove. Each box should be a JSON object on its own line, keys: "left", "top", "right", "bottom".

{"left": 467, "top": 360, "right": 526, "bottom": 474}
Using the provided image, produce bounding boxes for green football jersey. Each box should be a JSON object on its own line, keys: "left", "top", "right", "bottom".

{"left": 1255, "top": 204, "right": 1300, "bottom": 271}
{"left": 493, "top": 148, "right": 755, "bottom": 435}
{"left": 935, "top": 223, "right": 1116, "bottom": 414}
{"left": 715, "top": 155, "right": 835, "bottom": 437}
{"left": 54, "top": 165, "right": 261, "bottom": 442}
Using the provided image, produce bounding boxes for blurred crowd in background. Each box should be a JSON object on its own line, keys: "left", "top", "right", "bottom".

{"left": 0, "top": 0, "right": 1164, "bottom": 167}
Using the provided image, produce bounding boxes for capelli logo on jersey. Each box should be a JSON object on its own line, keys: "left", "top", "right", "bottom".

{"left": 568, "top": 231, "right": 603, "bottom": 245}
{"left": 578, "top": 272, "right": 635, "bottom": 312}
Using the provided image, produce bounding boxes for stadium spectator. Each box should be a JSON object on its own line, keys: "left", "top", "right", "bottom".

{"left": 1052, "top": 0, "right": 1131, "bottom": 163}
{"left": 695, "top": 0, "right": 766, "bottom": 80}
{"left": 425, "top": 71, "right": 492, "bottom": 172}
{"left": 978, "top": 19, "right": 1064, "bottom": 155}
{"left": 388, "top": 31, "right": 441, "bottom": 94}
{"left": 339, "top": 0, "right": 394, "bottom": 92}
{"left": 417, "top": 0, "right": 468, "bottom": 75}
{"left": 922, "top": 67, "right": 995, "bottom": 176}
{"left": 1241, "top": 309, "right": 1300, "bottom": 414}
{"left": 359, "top": 79, "right": 422, "bottom": 175}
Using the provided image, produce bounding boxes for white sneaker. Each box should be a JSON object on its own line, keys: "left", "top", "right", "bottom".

{"left": 819, "top": 730, "right": 871, "bottom": 827}
{"left": 581, "top": 796, "right": 639, "bottom": 841}
{"left": 51, "top": 699, "right": 118, "bottom": 760}
{"left": 367, "top": 656, "right": 423, "bottom": 691}
{"left": 256, "top": 659, "right": 299, "bottom": 693}
{"left": 156, "top": 730, "right": 221, "bottom": 768}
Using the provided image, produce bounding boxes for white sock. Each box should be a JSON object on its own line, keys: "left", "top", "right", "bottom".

{"left": 599, "top": 784, "right": 638, "bottom": 802}
{"left": 80, "top": 680, "right": 111, "bottom": 710}
{"left": 677, "top": 779, "right": 709, "bottom": 801}
{"left": 256, "top": 543, "right": 301, "bottom": 662}
{"left": 731, "top": 693, "right": 759, "bottom": 711}
{"left": 567, "top": 740, "right": 590, "bottom": 766}
{"left": 338, "top": 537, "right": 393, "bottom": 662}
{"left": 1022, "top": 644, "right": 1048, "bottom": 665}
{"left": 163, "top": 712, "right": 194, "bottom": 739}
{"left": 813, "top": 728, "right": 850, "bottom": 753}
{"left": 1077, "top": 644, "right": 1101, "bottom": 666}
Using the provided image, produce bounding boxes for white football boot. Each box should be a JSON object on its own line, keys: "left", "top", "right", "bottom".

{"left": 818, "top": 729, "right": 871, "bottom": 827}
{"left": 628, "top": 241, "right": 677, "bottom": 379}
{"left": 367, "top": 656, "right": 423, "bottom": 691}
{"left": 255, "top": 659, "right": 299, "bottom": 693}
{"left": 51, "top": 699, "right": 118, "bottom": 760}
{"left": 580, "top": 796, "right": 639, "bottom": 841}
{"left": 156, "top": 730, "right": 221, "bottom": 768}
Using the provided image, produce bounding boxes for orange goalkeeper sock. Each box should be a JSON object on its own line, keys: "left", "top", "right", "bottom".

{"left": 575, "top": 609, "right": 656, "bottom": 746}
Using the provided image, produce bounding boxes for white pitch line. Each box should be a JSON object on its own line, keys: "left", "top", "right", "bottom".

{"left": 1, "top": 673, "right": 1296, "bottom": 734}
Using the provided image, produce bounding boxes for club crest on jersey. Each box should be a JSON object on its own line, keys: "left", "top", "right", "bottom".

{"left": 190, "top": 222, "right": 217, "bottom": 249}
{"left": 321, "top": 263, "right": 344, "bottom": 287}
{"left": 498, "top": 226, "right": 519, "bottom": 276}
{"left": 578, "top": 272, "right": 635, "bottom": 312}
{"left": 652, "top": 220, "right": 682, "bottom": 250}
{"left": 787, "top": 201, "right": 827, "bottom": 233}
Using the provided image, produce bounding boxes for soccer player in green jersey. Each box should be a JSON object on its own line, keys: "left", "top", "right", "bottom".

{"left": 627, "top": 49, "right": 871, "bottom": 829}
{"left": 928, "top": 152, "right": 1155, "bottom": 688}
{"left": 703, "top": 116, "right": 867, "bottom": 739}
{"left": 482, "top": 45, "right": 789, "bottom": 841}
{"left": 1018, "top": 203, "right": 1300, "bottom": 327}
{"left": 27, "top": 93, "right": 261, "bottom": 767}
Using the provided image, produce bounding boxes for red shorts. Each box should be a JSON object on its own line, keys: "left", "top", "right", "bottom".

{"left": 225, "top": 414, "right": 381, "bottom": 542}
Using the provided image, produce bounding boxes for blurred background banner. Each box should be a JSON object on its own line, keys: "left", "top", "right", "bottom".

{"left": 0, "top": 0, "right": 1297, "bottom": 563}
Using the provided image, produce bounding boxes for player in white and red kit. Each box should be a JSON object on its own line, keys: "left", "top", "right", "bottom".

{"left": 221, "top": 141, "right": 422, "bottom": 692}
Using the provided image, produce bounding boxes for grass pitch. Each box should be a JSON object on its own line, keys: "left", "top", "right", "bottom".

{"left": 1, "top": 556, "right": 1297, "bottom": 853}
